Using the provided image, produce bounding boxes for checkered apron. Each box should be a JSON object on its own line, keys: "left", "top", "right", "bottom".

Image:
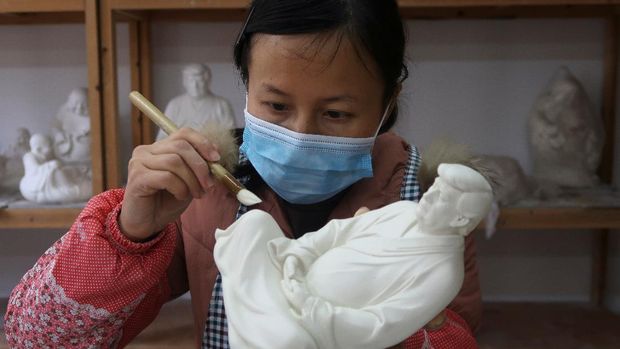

{"left": 202, "top": 145, "right": 421, "bottom": 348}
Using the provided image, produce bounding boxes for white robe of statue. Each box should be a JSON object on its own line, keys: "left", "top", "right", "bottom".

{"left": 214, "top": 163, "right": 492, "bottom": 349}
{"left": 53, "top": 88, "right": 91, "bottom": 165}
{"left": 156, "top": 64, "right": 235, "bottom": 140}
{"left": 19, "top": 134, "right": 92, "bottom": 204}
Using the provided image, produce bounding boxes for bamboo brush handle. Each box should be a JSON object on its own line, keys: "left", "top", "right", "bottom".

{"left": 129, "top": 91, "right": 242, "bottom": 193}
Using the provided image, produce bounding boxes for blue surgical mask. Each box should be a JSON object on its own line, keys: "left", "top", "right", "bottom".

{"left": 240, "top": 104, "right": 390, "bottom": 204}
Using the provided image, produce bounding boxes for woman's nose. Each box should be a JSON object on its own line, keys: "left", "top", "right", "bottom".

{"left": 287, "top": 112, "right": 318, "bottom": 135}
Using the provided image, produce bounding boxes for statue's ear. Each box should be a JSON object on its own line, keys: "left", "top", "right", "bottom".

{"left": 449, "top": 215, "right": 470, "bottom": 229}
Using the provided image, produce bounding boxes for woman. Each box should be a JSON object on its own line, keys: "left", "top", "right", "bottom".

{"left": 4, "top": 1, "right": 481, "bottom": 348}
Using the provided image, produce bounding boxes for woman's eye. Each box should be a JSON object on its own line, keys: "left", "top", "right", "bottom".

{"left": 269, "top": 103, "right": 288, "bottom": 112}
{"left": 325, "top": 110, "right": 348, "bottom": 119}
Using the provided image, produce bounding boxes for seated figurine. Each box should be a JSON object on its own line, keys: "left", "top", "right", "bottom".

{"left": 53, "top": 88, "right": 91, "bottom": 165}
{"left": 214, "top": 163, "right": 493, "bottom": 349}
{"left": 19, "top": 134, "right": 92, "bottom": 204}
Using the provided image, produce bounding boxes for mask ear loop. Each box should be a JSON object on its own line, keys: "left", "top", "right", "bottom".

{"left": 372, "top": 83, "right": 402, "bottom": 140}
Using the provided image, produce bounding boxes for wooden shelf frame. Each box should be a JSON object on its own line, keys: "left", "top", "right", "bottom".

{"left": 0, "top": 0, "right": 105, "bottom": 229}
{"left": 98, "top": 0, "right": 619, "bottom": 305}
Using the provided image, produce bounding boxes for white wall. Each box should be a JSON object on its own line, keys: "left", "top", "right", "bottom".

{"left": 1, "top": 19, "right": 619, "bottom": 312}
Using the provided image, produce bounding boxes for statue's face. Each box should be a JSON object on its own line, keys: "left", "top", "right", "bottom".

{"left": 68, "top": 91, "right": 88, "bottom": 116}
{"left": 30, "top": 136, "right": 52, "bottom": 160}
{"left": 183, "top": 71, "right": 208, "bottom": 98}
{"left": 416, "top": 177, "right": 463, "bottom": 235}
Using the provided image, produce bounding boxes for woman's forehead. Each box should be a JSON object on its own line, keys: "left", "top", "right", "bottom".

{"left": 248, "top": 33, "right": 382, "bottom": 86}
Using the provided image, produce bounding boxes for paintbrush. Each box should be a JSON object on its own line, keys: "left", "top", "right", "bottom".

{"left": 129, "top": 91, "right": 262, "bottom": 206}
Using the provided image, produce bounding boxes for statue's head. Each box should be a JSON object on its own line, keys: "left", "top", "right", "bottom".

{"left": 29, "top": 134, "right": 53, "bottom": 160}
{"left": 66, "top": 88, "right": 88, "bottom": 116}
{"left": 417, "top": 163, "right": 493, "bottom": 236}
{"left": 16, "top": 128, "right": 31, "bottom": 149}
{"left": 182, "top": 64, "right": 211, "bottom": 98}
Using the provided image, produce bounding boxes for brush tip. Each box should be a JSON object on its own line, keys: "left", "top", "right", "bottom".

{"left": 237, "top": 189, "right": 262, "bottom": 206}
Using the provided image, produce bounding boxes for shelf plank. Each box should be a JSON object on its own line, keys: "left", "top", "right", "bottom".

{"left": 0, "top": 208, "right": 82, "bottom": 229}
{"left": 478, "top": 302, "right": 620, "bottom": 348}
{"left": 495, "top": 207, "right": 620, "bottom": 229}
{"left": 0, "top": 0, "right": 84, "bottom": 13}
{"left": 109, "top": 0, "right": 249, "bottom": 10}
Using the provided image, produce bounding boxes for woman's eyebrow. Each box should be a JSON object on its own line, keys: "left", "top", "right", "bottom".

{"left": 262, "top": 83, "right": 290, "bottom": 97}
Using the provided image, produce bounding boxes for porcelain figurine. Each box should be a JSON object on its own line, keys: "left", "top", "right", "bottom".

{"left": 214, "top": 163, "right": 493, "bottom": 349}
{"left": 156, "top": 63, "right": 236, "bottom": 140}
{"left": 20, "top": 134, "right": 91, "bottom": 204}
{"left": 528, "top": 67, "right": 604, "bottom": 188}
{"left": 53, "top": 88, "right": 91, "bottom": 165}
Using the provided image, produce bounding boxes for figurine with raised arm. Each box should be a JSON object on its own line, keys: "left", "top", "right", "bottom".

{"left": 214, "top": 163, "right": 493, "bottom": 349}
{"left": 53, "top": 88, "right": 91, "bottom": 165}
{"left": 156, "top": 63, "right": 236, "bottom": 140}
{"left": 19, "top": 134, "right": 92, "bottom": 204}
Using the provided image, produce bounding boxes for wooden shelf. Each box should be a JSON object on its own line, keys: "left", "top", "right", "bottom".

{"left": 0, "top": 0, "right": 84, "bottom": 13}
{"left": 0, "top": 0, "right": 105, "bottom": 230}
{"left": 478, "top": 302, "right": 620, "bottom": 348}
{"left": 495, "top": 207, "right": 620, "bottom": 230}
{"left": 105, "top": 0, "right": 620, "bottom": 20}
{"left": 0, "top": 208, "right": 82, "bottom": 229}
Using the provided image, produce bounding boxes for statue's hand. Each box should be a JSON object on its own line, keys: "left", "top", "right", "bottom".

{"left": 283, "top": 255, "right": 304, "bottom": 282}
{"left": 281, "top": 278, "right": 311, "bottom": 315}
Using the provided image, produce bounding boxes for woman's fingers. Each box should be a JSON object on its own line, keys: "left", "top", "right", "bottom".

{"left": 140, "top": 153, "right": 205, "bottom": 199}
{"left": 148, "top": 138, "right": 215, "bottom": 190}
{"left": 168, "top": 127, "right": 221, "bottom": 162}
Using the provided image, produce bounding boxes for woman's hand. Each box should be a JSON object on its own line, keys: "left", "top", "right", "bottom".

{"left": 119, "top": 128, "right": 221, "bottom": 241}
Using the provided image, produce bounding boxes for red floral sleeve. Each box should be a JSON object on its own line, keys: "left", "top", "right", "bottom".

{"left": 3, "top": 189, "right": 179, "bottom": 348}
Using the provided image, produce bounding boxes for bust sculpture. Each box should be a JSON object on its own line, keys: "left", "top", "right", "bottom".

{"left": 19, "top": 134, "right": 92, "bottom": 204}
{"left": 156, "top": 63, "right": 236, "bottom": 140}
{"left": 528, "top": 67, "right": 604, "bottom": 188}
{"left": 0, "top": 128, "right": 31, "bottom": 193}
{"left": 53, "top": 88, "right": 91, "bottom": 165}
{"left": 214, "top": 163, "right": 493, "bottom": 349}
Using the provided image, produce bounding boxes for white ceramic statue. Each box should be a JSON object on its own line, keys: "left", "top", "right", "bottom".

{"left": 528, "top": 67, "right": 604, "bottom": 188}
{"left": 19, "top": 134, "right": 92, "bottom": 204}
{"left": 214, "top": 163, "right": 493, "bottom": 349}
{"left": 0, "top": 128, "right": 31, "bottom": 192}
{"left": 475, "top": 155, "right": 529, "bottom": 206}
{"left": 156, "top": 63, "right": 236, "bottom": 140}
{"left": 53, "top": 88, "right": 91, "bottom": 165}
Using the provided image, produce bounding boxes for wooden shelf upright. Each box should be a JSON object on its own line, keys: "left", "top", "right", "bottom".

{"left": 0, "top": 0, "right": 105, "bottom": 229}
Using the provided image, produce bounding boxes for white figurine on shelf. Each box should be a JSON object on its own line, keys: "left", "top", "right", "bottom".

{"left": 528, "top": 67, "right": 604, "bottom": 189}
{"left": 0, "top": 128, "right": 31, "bottom": 193}
{"left": 19, "top": 134, "right": 92, "bottom": 204}
{"left": 214, "top": 163, "right": 493, "bottom": 349}
{"left": 53, "top": 88, "right": 91, "bottom": 165}
{"left": 156, "top": 63, "right": 236, "bottom": 140}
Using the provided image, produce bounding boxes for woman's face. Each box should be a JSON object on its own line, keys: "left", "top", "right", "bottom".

{"left": 246, "top": 33, "right": 386, "bottom": 138}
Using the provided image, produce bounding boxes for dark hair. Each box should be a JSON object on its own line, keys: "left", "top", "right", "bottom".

{"left": 233, "top": 0, "right": 408, "bottom": 133}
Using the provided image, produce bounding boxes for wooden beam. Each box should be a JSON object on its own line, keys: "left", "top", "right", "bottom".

{"left": 0, "top": 12, "right": 84, "bottom": 24}
{"left": 0, "top": 0, "right": 84, "bottom": 13}
{"left": 138, "top": 19, "right": 155, "bottom": 145}
{"left": 85, "top": 0, "right": 105, "bottom": 195}
{"left": 0, "top": 208, "right": 82, "bottom": 229}
{"left": 129, "top": 18, "right": 155, "bottom": 147}
{"left": 100, "top": 0, "right": 123, "bottom": 189}
{"left": 109, "top": 0, "right": 249, "bottom": 11}
{"left": 600, "top": 17, "right": 618, "bottom": 184}
{"left": 494, "top": 207, "right": 620, "bottom": 230}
